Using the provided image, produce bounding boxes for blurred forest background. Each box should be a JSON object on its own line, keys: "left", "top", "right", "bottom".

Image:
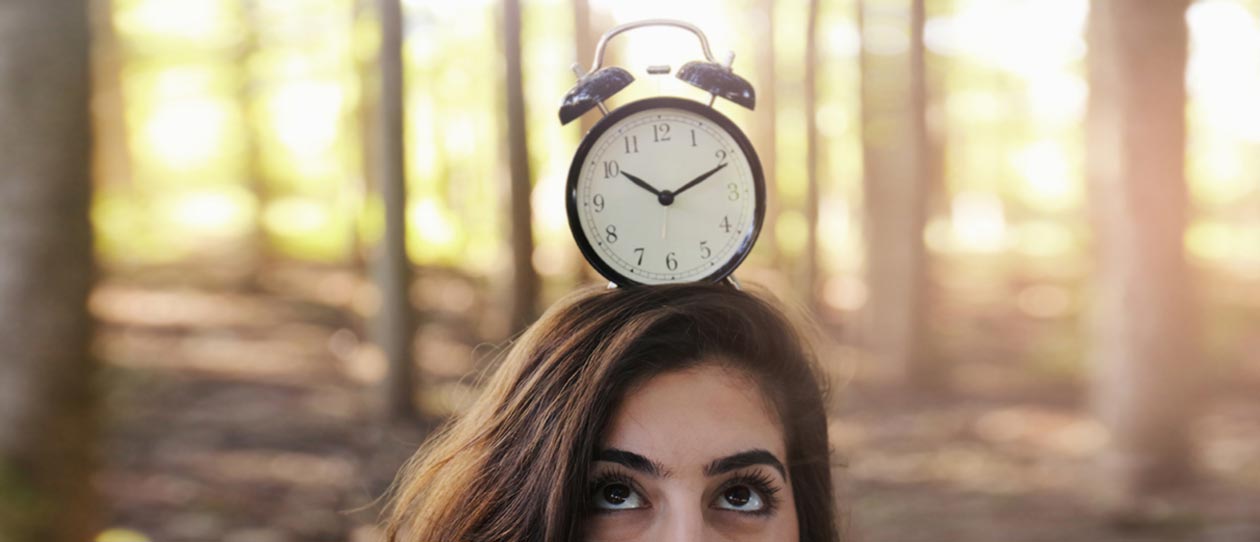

{"left": 1, "top": 0, "right": 1258, "bottom": 540}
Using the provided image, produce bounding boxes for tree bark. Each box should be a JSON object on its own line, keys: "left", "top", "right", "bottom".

{"left": 803, "top": 0, "right": 820, "bottom": 307}
{"left": 856, "top": 0, "right": 934, "bottom": 387}
{"left": 89, "top": 0, "right": 132, "bottom": 189}
{"left": 351, "top": 0, "right": 375, "bottom": 273}
{"left": 504, "top": 0, "right": 539, "bottom": 330}
{"left": 0, "top": 0, "right": 98, "bottom": 539}
{"left": 373, "top": 0, "right": 417, "bottom": 420}
{"left": 1086, "top": 0, "right": 1199, "bottom": 512}
{"left": 753, "top": 0, "right": 779, "bottom": 268}
{"left": 237, "top": 0, "right": 273, "bottom": 285}
{"left": 569, "top": 0, "right": 602, "bottom": 286}
{"left": 570, "top": 0, "right": 595, "bottom": 137}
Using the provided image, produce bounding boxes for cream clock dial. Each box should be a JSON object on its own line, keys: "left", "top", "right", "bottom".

{"left": 566, "top": 97, "right": 765, "bottom": 286}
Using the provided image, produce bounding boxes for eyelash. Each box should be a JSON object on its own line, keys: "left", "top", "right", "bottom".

{"left": 586, "top": 469, "right": 784, "bottom": 517}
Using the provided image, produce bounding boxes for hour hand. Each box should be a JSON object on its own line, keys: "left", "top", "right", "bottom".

{"left": 620, "top": 171, "right": 663, "bottom": 196}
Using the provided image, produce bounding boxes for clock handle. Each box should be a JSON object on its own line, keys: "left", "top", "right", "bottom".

{"left": 586, "top": 19, "right": 718, "bottom": 75}
{"left": 561, "top": 19, "right": 754, "bottom": 124}
{"left": 579, "top": 19, "right": 756, "bottom": 111}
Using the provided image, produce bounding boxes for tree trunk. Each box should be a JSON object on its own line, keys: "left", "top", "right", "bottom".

{"left": 0, "top": 0, "right": 98, "bottom": 539}
{"left": 570, "top": 0, "right": 595, "bottom": 137}
{"left": 569, "top": 0, "right": 602, "bottom": 286}
{"left": 504, "top": 0, "right": 539, "bottom": 330}
{"left": 856, "top": 0, "right": 934, "bottom": 387}
{"left": 236, "top": 0, "right": 277, "bottom": 287}
{"left": 1086, "top": 0, "right": 1199, "bottom": 514}
{"left": 803, "top": 0, "right": 820, "bottom": 307}
{"left": 89, "top": 0, "right": 132, "bottom": 189}
{"left": 351, "top": 0, "right": 375, "bottom": 273}
{"left": 237, "top": 0, "right": 273, "bottom": 285}
{"left": 753, "top": 0, "right": 779, "bottom": 269}
{"left": 373, "top": 0, "right": 417, "bottom": 420}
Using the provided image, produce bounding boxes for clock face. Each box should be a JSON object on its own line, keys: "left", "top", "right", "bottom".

{"left": 566, "top": 97, "right": 764, "bottom": 286}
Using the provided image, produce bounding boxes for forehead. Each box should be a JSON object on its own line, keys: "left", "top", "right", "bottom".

{"left": 600, "top": 364, "right": 787, "bottom": 468}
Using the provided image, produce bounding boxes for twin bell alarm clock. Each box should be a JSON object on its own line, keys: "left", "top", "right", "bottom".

{"left": 560, "top": 19, "right": 765, "bottom": 288}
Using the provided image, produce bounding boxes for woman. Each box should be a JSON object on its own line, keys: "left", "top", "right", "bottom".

{"left": 383, "top": 283, "right": 841, "bottom": 541}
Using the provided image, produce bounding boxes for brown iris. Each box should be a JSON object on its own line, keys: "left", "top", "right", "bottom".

{"left": 723, "top": 486, "right": 751, "bottom": 507}
{"left": 603, "top": 483, "right": 632, "bottom": 505}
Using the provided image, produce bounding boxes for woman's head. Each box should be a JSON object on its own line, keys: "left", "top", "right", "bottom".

{"left": 384, "top": 283, "right": 839, "bottom": 541}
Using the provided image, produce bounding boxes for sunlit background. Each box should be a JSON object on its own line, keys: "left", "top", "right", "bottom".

{"left": 77, "top": 0, "right": 1260, "bottom": 540}
{"left": 98, "top": 0, "right": 1260, "bottom": 275}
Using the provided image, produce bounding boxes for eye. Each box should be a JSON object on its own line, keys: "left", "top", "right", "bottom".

{"left": 711, "top": 471, "right": 781, "bottom": 516}
{"left": 713, "top": 484, "right": 766, "bottom": 512}
{"left": 591, "top": 479, "right": 647, "bottom": 511}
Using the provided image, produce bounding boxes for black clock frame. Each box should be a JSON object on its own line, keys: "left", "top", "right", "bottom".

{"left": 565, "top": 96, "right": 766, "bottom": 287}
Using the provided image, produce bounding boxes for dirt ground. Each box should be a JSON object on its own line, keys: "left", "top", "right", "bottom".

{"left": 94, "top": 265, "right": 1260, "bottom": 542}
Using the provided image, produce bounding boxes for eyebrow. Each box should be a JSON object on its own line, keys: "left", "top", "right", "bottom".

{"left": 594, "top": 448, "right": 787, "bottom": 479}
{"left": 595, "top": 448, "right": 671, "bottom": 477}
{"left": 704, "top": 449, "right": 787, "bottom": 479}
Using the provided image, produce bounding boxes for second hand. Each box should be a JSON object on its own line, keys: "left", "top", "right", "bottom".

{"left": 661, "top": 206, "right": 669, "bottom": 239}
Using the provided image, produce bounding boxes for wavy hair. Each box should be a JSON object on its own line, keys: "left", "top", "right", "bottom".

{"left": 383, "top": 282, "right": 840, "bottom": 541}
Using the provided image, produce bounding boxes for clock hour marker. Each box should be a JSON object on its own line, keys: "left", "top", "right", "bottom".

{"left": 652, "top": 123, "right": 671, "bottom": 142}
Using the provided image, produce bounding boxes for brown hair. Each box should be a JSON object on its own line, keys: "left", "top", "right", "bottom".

{"left": 383, "top": 282, "right": 840, "bottom": 541}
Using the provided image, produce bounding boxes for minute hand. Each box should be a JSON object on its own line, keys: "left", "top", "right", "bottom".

{"left": 671, "top": 162, "right": 729, "bottom": 197}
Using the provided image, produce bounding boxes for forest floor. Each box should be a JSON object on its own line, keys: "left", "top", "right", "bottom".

{"left": 94, "top": 264, "right": 1260, "bottom": 542}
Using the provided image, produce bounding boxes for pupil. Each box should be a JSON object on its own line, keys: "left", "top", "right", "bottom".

{"left": 603, "top": 484, "right": 630, "bottom": 505}
{"left": 725, "top": 486, "right": 751, "bottom": 507}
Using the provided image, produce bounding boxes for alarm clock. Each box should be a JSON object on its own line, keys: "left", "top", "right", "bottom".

{"left": 559, "top": 19, "right": 764, "bottom": 287}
